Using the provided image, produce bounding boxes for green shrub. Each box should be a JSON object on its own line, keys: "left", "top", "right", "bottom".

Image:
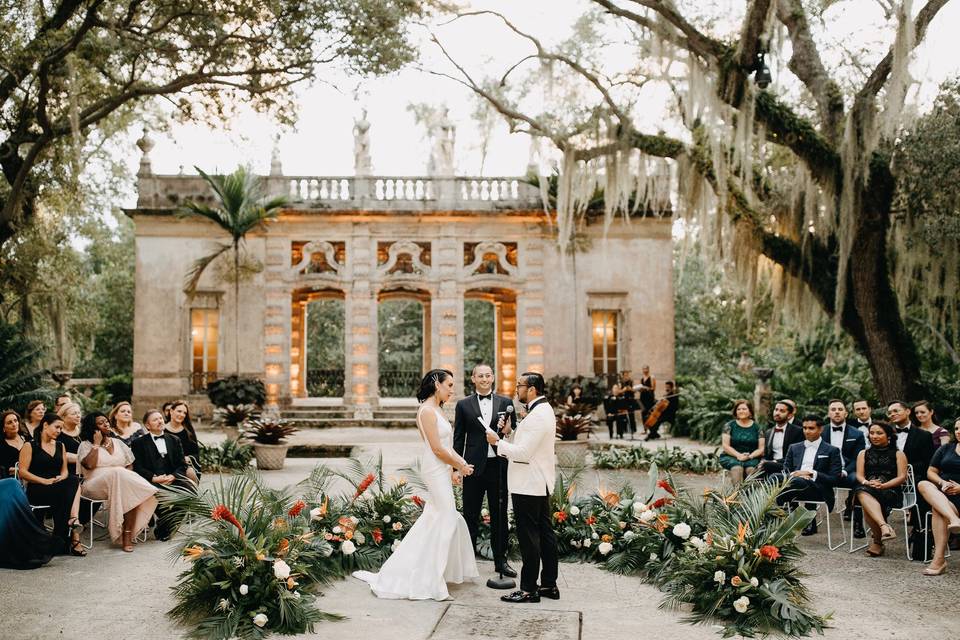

{"left": 198, "top": 439, "right": 254, "bottom": 472}
{"left": 206, "top": 375, "right": 266, "bottom": 408}
{"left": 591, "top": 444, "right": 722, "bottom": 474}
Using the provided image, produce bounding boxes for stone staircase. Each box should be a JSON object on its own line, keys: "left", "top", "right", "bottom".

{"left": 281, "top": 405, "right": 418, "bottom": 429}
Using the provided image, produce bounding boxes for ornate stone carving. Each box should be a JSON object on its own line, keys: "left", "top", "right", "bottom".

{"left": 377, "top": 240, "right": 432, "bottom": 278}
{"left": 291, "top": 241, "right": 344, "bottom": 277}
{"left": 463, "top": 241, "right": 518, "bottom": 277}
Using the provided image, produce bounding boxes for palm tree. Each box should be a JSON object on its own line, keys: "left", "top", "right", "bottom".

{"left": 0, "top": 319, "right": 49, "bottom": 410}
{"left": 180, "top": 166, "right": 286, "bottom": 375}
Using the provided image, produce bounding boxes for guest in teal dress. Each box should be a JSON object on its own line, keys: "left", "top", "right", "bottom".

{"left": 719, "top": 399, "right": 765, "bottom": 486}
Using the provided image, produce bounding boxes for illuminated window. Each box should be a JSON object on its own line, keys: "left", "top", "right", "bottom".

{"left": 191, "top": 308, "right": 219, "bottom": 390}
{"left": 591, "top": 310, "right": 619, "bottom": 376}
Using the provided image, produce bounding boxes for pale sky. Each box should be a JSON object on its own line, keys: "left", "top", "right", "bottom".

{"left": 126, "top": 0, "right": 960, "bottom": 208}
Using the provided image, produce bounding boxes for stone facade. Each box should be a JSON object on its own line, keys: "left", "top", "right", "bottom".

{"left": 126, "top": 152, "right": 675, "bottom": 418}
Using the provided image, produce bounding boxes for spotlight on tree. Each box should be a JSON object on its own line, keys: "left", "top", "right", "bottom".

{"left": 753, "top": 51, "right": 772, "bottom": 89}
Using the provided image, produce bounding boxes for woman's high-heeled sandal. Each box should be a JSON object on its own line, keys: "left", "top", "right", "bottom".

{"left": 922, "top": 564, "right": 946, "bottom": 576}
{"left": 67, "top": 517, "right": 83, "bottom": 534}
{"left": 880, "top": 524, "right": 896, "bottom": 540}
{"left": 70, "top": 540, "right": 87, "bottom": 557}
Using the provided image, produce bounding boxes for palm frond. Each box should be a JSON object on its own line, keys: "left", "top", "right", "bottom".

{"left": 183, "top": 242, "right": 231, "bottom": 294}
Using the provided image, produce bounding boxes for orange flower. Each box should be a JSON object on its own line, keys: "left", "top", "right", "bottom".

{"left": 411, "top": 495, "right": 425, "bottom": 508}
{"left": 554, "top": 510, "right": 568, "bottom": 523}
{"left": 183, "top": 545, "right": 204, "bottom": 560}
{"left": 318, "top": 496, "right": 329, "bottom": 517}
{"left": 288, "top": 500, "right": 306, "bottom": 517}
{"left": 657, "top": 480, "right": 677, "bottom": 496}
{"left": 371, "top": 528, "right": 383, "bottom": 544}
{"left": 585, "top": 515, "right": 596, "bottom": 525}
{"left": 759, "top": 545, "right": 781, "bottom": 561}
{"left": 297, "top": 531, "right": 314, "bottom": 543}
{"left": 255, "top": 551, "right": 266, "bottom": 561}
{"left": 731, "top": 575, "right": 743, "bottom": 587}
{"left": 287, "top": 576, "right": 299, "bottom": 590}
{"left": 354, "top": 473, "right": 376, "bottom": 499}
{"left": 601, "top": 534, "right": 613, "bottom": 543}
{"left": 273, "top": 517, "right": 287, "bottom": 530}
{"left": 344, "top": 529, "right": 354, "bottom": 540}
{"left": 597, "top": 486, "right": 620, "bottom": 508}
{"left": 737, "top": 521, "right": 749, "bottom": 544}
{"left": 338, "top": 516, "right": 356, "bottom": 534}
{"left": 210, "top": 504, "right": 244, "bottom": 537}
{"left": 276, "top": 538, "right": 290, "bottom": 557}
{"left": 654, "top": 513, "right": 670, "bottom": 532}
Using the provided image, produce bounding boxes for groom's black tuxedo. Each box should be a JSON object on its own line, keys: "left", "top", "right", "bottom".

{"left": 453, "top": 392, "right": 517, "bottom": 568}
{"left": 131, "top": 433, "right": 196, "bottom": 539}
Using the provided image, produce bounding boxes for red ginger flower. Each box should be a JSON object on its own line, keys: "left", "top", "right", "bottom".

{"left": 411, "top": 495, "right": 425, "bottom": 508}
{"left": 554, "top": 510, "right": 568, "bottom": 523}
{"left": 759, "top": 545, "right": 781, "bottom": 561}
{"left": 651, "top": 497, "right": 673, "bottom": 510}
{"left": 657, "top": 480, "right": 677, "bottom": 496}
{"left": 371, "top": 528, "right": 383, "bottom": 544}
{"left": 211, "top": 504, "right": 244, "bottom": 538}
{"left": 354, "top": 473, "right": 376, "bottom": 499}
{"left": 288, "top": 500, "right": 306, "bottom": 517}
{"left": 585, "top": 515, "right": 597, "bottom": 525}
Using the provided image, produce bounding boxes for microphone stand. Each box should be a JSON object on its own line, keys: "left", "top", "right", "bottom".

{"left": 487, "top": 408, "right": 516, "bottom": 590}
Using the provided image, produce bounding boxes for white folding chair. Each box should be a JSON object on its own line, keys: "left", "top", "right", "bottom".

{"left": 848, "top": 464, "right": 918, "bottom": 556}
{"left": 13, "top": 462, "right": 50, "bottom": 513}
{"left": 795, "top": 496, "right": 846, "bottom": 551}
{"left": 82, "top": 495, "right": 109, "bottom": 549}
{"left": 923, "top": 510, "right": 953, "bottom": 563}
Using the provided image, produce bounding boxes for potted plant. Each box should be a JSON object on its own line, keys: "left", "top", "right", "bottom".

{"left": 244, "top": 418, "right": 298, "bottom": 470}
{"left": 212, "top": 403, "right": 260, "bottom": 439}
{"left": 555, "top": 412, "right": 593, "bottom": 468}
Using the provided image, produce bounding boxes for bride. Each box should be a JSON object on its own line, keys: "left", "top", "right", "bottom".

{"left": 353, "top": 369, "right": 479, "bottom": 600}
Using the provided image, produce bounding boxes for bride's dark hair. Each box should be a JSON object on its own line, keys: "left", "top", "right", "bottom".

{"left": 416, "top": 369, "right": 454, "bottom": 405}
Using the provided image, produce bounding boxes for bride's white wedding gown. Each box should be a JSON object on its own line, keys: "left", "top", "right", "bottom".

{"left": 353, "top": 406, "right": 478, "bottom": 600}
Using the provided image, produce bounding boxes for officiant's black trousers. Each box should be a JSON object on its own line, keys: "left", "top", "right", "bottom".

{"left": 463, "top": 457, "right": 508, "bottom": 564}
{"left": 512, "top": 492, "right": 559, "bottom": 593}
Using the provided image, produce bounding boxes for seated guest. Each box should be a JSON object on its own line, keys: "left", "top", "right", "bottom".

{"left": 17, "top": 413, "right": 85, "bottom": 556}
{"left": 132, "top": 410, "right": 198, "bottom": 540}
{"left": 53, "top": 393, "right": 72, "bottom": 414}
{"left": 913, "top": 400, "right": 950, "bottom": 447}
{"left": 565, "top": 384, "right": 583, "bottom": 409}
{"left": 719, "top": 399, "right": 765, "bottom": 486}
{"left": 165, "top": 400, "right": 201, "bottom": 483}
{"left": 2, "top": 411, "right": 27, "bottom": 478}
{"left": 853, "top": 422, "right": 908, "bottom": 557}
{"left": 852, "top": 399, "right": 875, "bottom": 444}
{"left": 646, "top": 380, "right": 679, "bottom": 441}
{"left": 56, "top": 402, "right": 84, "bottom": 470}
{"left": 108, "top": 401, "right": 147, "bottom": 445}
{"left": 887, "top": 399, "right": 936, "bottom": 543}
{"left": 826, "top": 399, "right": 867, "bottom": 538}
{"left": 755, "top": 400, "right": 804, "bottom": 478}
{"left": 917, "top": 419, "right": 960, "bottom": 576}
{"left": 23, "top": 400, "right": 46, "bottom": 439}
{"left": 602, "top": 384, "right": 619, "bottom": 439}
{"left": 775, "top": 415, "right": 843, "bottom": 536}
{"left": 78, "top": 413, "right": 158, "bottom": 552}
{"left": 0, "top": 477, "right": 56, "bottom": 569}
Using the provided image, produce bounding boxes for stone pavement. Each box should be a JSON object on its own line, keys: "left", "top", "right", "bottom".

{"left": 1, "top": 427, "right": 956, "bottom": 640}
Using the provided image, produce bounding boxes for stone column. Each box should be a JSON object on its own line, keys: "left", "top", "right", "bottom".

{"left": 263, "top": 236, "right": 290, "bottom": 408}
{"left": 517, "top": 237, "right": 546, "bottom": 376}
{"left": 347, "top": 227, "right": 376, "bottom": 420}
{"left": 432, "top": 235, "right": 463, "bottom": 398}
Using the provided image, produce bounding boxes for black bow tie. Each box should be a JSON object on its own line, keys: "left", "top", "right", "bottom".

{"left": 831, "top": 426, "right": 844, "bottom": 432}
{"left": 153, "top": 435, "right": 165, "bottom": 441}
{"left": 895, "top": 426, "right": 909, "bottom": 434}
{"left": 478, "top": 394, "right": 492, "bottom": 401}
{"left": 773, "top": 427, "right": 785, "bottom": 433}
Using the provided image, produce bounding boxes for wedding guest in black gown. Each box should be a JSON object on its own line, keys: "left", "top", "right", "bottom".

{"left": 18, "top": 413, "right": 86, "bottom": 556}
{"left": 0, "top": 477, "right": 55, "bottom": 569}
{"left": 1, "top": 410, "right": 27, "bottom": 478}
{"left": 164, "top": 400, "right": 201, "bottom": 483}
{"left": 853, "top": 422, "right": 907, "bottom": 557}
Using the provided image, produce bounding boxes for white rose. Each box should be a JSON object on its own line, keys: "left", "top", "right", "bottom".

{"left": 391, "top": 540, "right": 400, "bottom": 551}
{"left": 392, "top": 522, "right": 403, "bottom": 531}
{"left": 569, "top": 505, "right": 580, "bottom": 516}
{"left": 572, "top": 540, "right": 582, "bottom": 548}
{"left": 632, "top": 502, "right": 646, "bottom": 515}
{"left": 672, "top": 522, "right": 692, "bottom": 540}
{"left": 734, "top": 596, "right": 750, "bottom": 614}
{"left": 714, "top": 570, "right": 725, "bottom": 584}
{"left": 623, "top": 530, "right": 636, "bottom": 541}
{"left": 639, "top": 510, "right": 657, "bottom": 523}
{"left": 341, "top": 540, "right": 356, "bottom": 555}
{"left": 750, "top": 577, "right": 759, "bottom": 587}
{"left": 583, "top": 538, "right": 592, "bottom": 548}
{"left": 591, "top": 532, "right": 599, "bottom": 540}
{"left": 332, "top": 525, "right": 342, "bottom": 534}
{"left": 239, "top": 584, "right": 249, "bottom": 595}
{"left": 309, "top": 507, "right": 323, "bottom": 521}
{"left": 272, "top": 560, "right": 291, "bottom": 580}
{"left": 252, "top": 613, "right": 268, "bottom": 628}
{"left": 689, "top": 536, "right": 708, "bottom": 554}
{"left": 598, "top": 542, "right": 613, "bottom": 555}
{"left": 649, "top": 553, "right": 659, "bottom": 561}
{"left": 353, "top": 531, "right": 365, "bottom": 545}
{"left": 349, "top": 516, "right": 359, "bottom": 525}
{"left": 382, "top": 515, "right": 391, "bottom": 523}
{"left": 292, "top": 591, "right": 301, "bottom": 599}
{"left": 481, "top": 508, "right": 489, "bottom": 517}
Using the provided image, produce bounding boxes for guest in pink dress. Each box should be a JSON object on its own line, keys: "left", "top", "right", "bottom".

{"left": 77, "top": 413, "right": 157, "bottom": 552}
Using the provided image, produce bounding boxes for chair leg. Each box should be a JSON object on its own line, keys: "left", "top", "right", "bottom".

{"left": 848, "top": 505, "right": 868, "bottom": 553}
{"left": 826, "top": 504, "right": 846, "bottom": 551}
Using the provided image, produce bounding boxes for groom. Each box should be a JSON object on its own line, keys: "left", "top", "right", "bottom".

{"left": 453, "top": 363, "right": 518, "bottom": 577}
{"left": 486, "top": 371, "right": 559, "bottom": 603}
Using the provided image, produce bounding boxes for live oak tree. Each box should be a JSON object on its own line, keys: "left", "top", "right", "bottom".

{"left": 0, "top": 0, "right": 427, "bottom": 249}
{"left": 429, "top": 0, "right": 958, "bottom": 401}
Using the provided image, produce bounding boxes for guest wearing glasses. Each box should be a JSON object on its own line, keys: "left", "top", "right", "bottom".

{"left": 17, "top": 413, "right": 85, "bottom": 556}
{"left": 916, "top": 419, "right": 960, "bottom": 576}
{"left": 853, "top": 422, "right": 908, "bottom": 557}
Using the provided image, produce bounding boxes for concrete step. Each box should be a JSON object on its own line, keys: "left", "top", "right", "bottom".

{"left": 283, "top": 418, "right": 417, "bottom": 429}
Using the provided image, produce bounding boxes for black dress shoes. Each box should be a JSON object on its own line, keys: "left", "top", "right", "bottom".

{"left": 500, "top": 590, "right": 540, "bottom": 603}
{"left": 801, "top": 520, "right": 818, "bottom": 536}
{"left": 538, "top": 586, "right": 560, "bottom": 600}
{"left": 853, "top": 519, "right": 866, "bottom": 539}
{"left": 495, "top": 563, "right": 517, "bottom": 578}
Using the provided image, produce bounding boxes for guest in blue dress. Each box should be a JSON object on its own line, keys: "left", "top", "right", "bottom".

{"left": 0, "top": 478, "right": 55, "bottom": 569}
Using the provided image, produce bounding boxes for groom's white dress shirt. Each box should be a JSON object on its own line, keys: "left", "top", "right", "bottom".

{"left": 495, "top": 397, "right": 556, "bottom": 496}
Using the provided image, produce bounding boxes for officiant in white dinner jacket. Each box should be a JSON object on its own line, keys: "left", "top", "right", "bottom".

{"left": 485, "top": 371, "right": 559, "bottom": 604}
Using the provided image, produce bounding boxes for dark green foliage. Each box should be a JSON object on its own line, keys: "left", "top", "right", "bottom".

{"left": 592, "top": 445, "right": 722, "bottom": 474}
{"left": 207, "top": 376, "right": 267, "bottom": 409}
{"left": 243, "top": 419, "right": 297, "bottom": 445}
{"left": 199, "top": 440, "right": 255, "bottom": 473}
{"left": 103, "top": 374, "right": 133, "bottom": 403}
{"left": 377, "top": 299, "right": 424, "bottom": 371}
{"left": 462, "top": 299, "right": 496, "bottom": 394}
{"left": 556, "top": 413, "right": 594, "bottom": 441}
{"left": 305, "top": 299, "right": 345, "bottom": 373}
{"left": 0, "top": 319, "right": 50, "bottom": 411}
{"left": 545, "top": 375, "right": 608, "bottom": 409}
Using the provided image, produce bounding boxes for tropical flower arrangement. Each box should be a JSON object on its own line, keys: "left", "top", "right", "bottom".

{"left": 590, "top": 444, "right": 722, "bottom": 474}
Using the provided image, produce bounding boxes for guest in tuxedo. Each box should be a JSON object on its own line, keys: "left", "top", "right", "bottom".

{"left": 826, "top": 399, "right": 866, "bottom": 538}
{"left": 776, "top": 415, "right": 843, "bottom": 536}
{"left": 132, "top": 409, "right": 198, "bottom": 540}
{"left": 853, "top": 422, "right": 908, "bottom": 557}
{"left": 452, "top": 363, "right": 517, "bottom": 578}
{"left": 852, "top": 399, "right": 875, "bottom": 443}
{"left": 887, "top": 400, "right": 937, "bottom": 482}
{"left": 754, "top": 401, "right": 804, "bottom": 478}
{"left": 486, "top": 371, "right": 559, "bottom": 604}
{"left": 917, "top": 419, "right": 960, "bottom": 576}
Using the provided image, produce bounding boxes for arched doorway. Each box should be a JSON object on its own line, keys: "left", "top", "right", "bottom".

{"left": 377, "top": 289, "right": 431, "bottom": 398}
{"left": 291, "top": 288, "right": 345, "bottom": 398}
{"left": 464, "top": 288, "right": 517, "bottom": 396}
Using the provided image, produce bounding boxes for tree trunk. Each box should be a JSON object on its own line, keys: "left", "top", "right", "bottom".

{"left": 841, "top": 189, "right": 925, "bottom": 403}
{"left": 234, "top": 241, "right": 240, "bottom": 376}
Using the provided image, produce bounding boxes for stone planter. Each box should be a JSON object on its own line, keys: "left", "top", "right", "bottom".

{"left": 555, "top": 438, "right": 590, "bottom": 468}
{"left": 252, "top": 442, "right": 290, "bottom": 470}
